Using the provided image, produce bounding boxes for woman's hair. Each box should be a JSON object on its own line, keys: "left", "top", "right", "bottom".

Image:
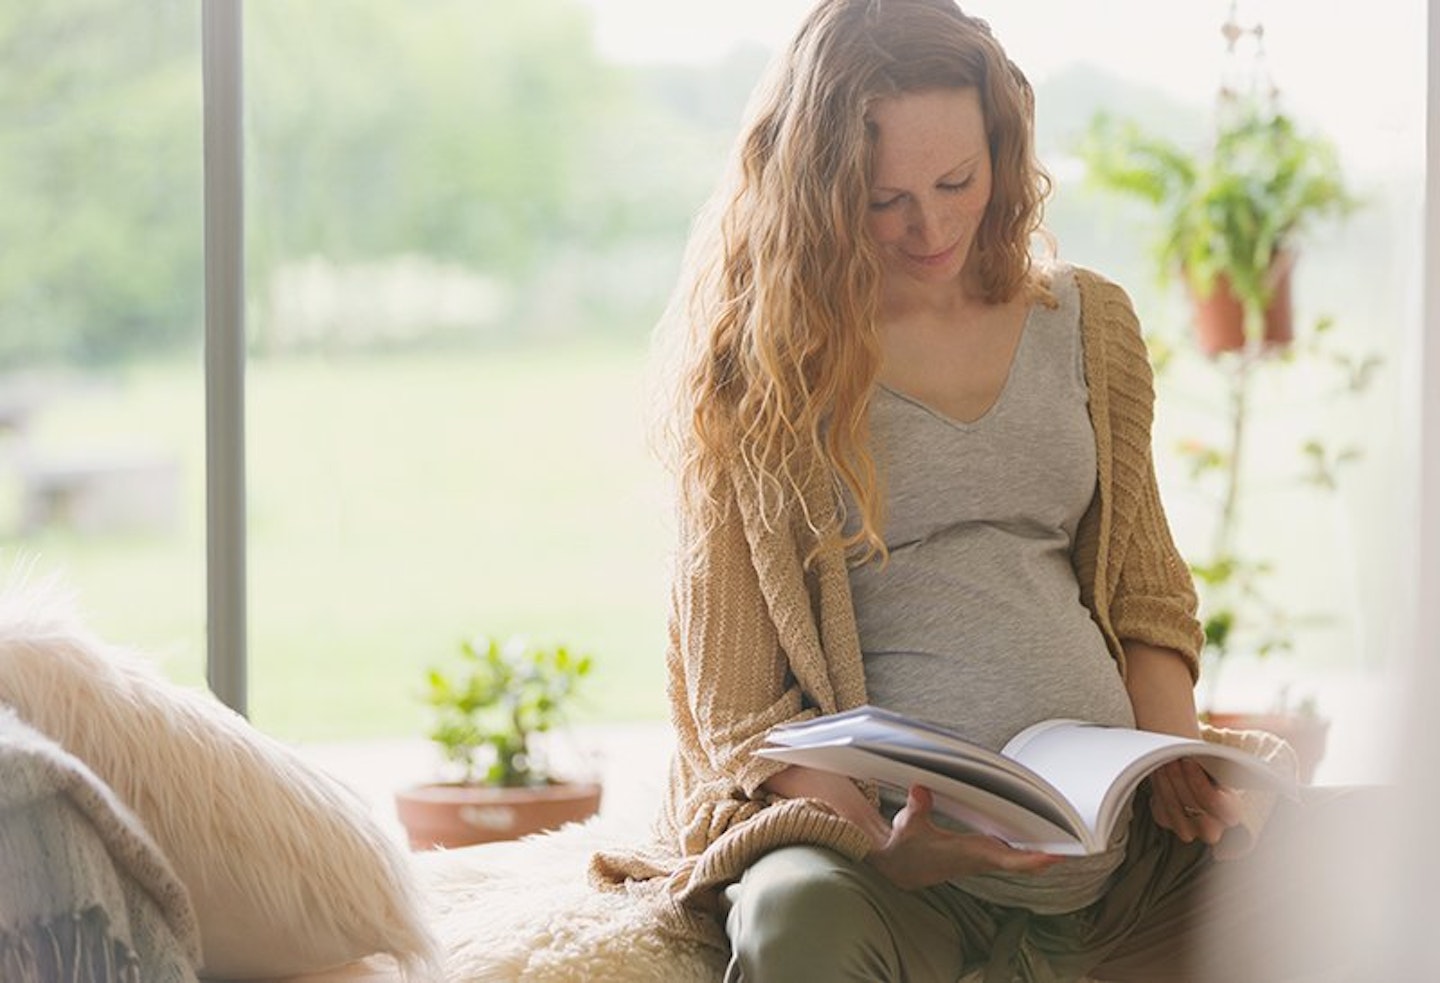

{"left": 659, "top": 0, "right": 1051, "bottom": 561}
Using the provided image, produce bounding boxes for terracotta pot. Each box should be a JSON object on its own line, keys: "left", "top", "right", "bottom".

{"left": 1187, "top": 252, "right": 1296, "bottom": 357}
{"left": 1201, "top": 710, "right": 1330, "bottom": 784}
{"left": 394, "top": 779, "right": 602, "bottom": 850}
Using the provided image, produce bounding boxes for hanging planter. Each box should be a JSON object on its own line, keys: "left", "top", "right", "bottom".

{"left": 1081, "top": 99, "right": 1353, "bottom": 358}
{"left": 1187, "top": 250, "right": 1296, "bottom": 357}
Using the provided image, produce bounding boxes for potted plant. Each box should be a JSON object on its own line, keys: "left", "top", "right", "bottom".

{"left": 1080, "top": 95, "right": 1355, "bottom": 356}
{"left": 394, "top": 634, "right": 602, "bottom": 849}
{"left": 1080, "top": 89, "right": 1372, "bottom": 782}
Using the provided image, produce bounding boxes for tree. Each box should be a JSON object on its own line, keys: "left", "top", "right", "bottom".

{"left": 0, "top": 0, "right": 202, "bottom": 367}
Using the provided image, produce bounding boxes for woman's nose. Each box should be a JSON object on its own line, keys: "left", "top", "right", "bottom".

{"left": 907, "top": 203, "right": 946, "bottom": 250}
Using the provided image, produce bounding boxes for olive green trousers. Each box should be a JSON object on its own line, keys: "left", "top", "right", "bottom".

{"left": 722, "top": 787, "right": 1382, "bottom": 983}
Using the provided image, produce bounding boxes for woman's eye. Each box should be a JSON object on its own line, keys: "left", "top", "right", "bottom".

{"left": 868, "top": 195, "right": 902, "bottom": 211}
{"left": 939, "top": 179, "right": 972, "bottom": 193}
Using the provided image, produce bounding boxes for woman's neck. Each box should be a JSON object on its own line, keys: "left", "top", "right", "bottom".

{"left": 878, "top": 269, "right": 987, "bottom": 327}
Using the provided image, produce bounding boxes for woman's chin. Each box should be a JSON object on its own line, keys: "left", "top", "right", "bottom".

{"left": 900, "top": 260, "right": 965, "bottom": 287}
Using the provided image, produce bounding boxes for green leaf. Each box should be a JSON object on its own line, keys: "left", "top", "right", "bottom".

{"left": 417, "top": 632, "right": 595, "bottom": 785}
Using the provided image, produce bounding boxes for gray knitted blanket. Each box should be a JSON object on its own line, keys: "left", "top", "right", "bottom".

{"left": 0, "top": 708, "right": 201, "bottom": 983}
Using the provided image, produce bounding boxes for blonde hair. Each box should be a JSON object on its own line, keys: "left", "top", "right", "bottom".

{"left": 660, "top": 0, "right": 1051, "bottom": 561}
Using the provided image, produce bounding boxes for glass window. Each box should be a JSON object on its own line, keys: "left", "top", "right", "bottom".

{"left": 0, "top": 0, "right": 206, "bottom": 686}
{"left": 241, "top": 0, "right": 766, "bottom": 738}
{"left": 4, "top": 1, "right": 1420, "bottom": 771}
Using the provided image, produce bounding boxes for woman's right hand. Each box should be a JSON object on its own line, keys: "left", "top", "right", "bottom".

{"left": 867, "top": 785, "right": 1064, "bottom": 891}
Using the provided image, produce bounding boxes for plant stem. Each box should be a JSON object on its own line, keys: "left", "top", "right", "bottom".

{"left": 1204, "top": 302, "right": 1258, "bottom": 712}
{"left": 509, "top": 702, "right": 528, "bottom": 784}
{"left": 1213, "top": 347, "right": 1252, "bottom": 562}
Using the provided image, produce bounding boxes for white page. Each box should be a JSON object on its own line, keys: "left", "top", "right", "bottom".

{"left": 1002, "top": 720, "right": 1291, "bottom": 836}
{"left": 757, "top": 742, "right": 1089, "bottom": 853}
{"left": 768, "top": 707, "right": 1044, "bottom": 787}
{"left": 860, "top": 741, "right": 1079, "bottom": 833}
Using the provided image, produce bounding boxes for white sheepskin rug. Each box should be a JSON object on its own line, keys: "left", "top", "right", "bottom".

{"left": 415, "top": 820, "right": 725, "bottom": 983}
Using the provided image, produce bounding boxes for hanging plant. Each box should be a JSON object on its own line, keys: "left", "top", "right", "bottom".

{"left": 1080, "top": 95, "right": 1356, "bottom": 355}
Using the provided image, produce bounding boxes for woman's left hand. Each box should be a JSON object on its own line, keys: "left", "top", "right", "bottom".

{"left": 1120, "top": 640, "right": 1245, "bottom": 846}
{"left": 1146, "top": 758, "right": 1243, "bottom": 845}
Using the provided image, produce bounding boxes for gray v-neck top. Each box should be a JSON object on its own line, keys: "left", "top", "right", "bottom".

{"left": 848, "top": 265, "right": 1135, "bottom": 911}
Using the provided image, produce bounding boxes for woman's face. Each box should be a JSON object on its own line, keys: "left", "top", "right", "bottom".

{"left": 864, "top": 86, "right": 992, "bottom": 291}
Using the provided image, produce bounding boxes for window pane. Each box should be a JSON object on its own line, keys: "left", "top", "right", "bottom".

{"left": 242, "top": 0, "right": 759, "bottom": 739}
{"left": 0, "top": 1, "right": 206, "bottom": 685}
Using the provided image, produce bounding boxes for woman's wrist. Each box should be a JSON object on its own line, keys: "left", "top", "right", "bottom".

{"left": 763, "top": 764, "right": 892, "bottom": 848}
{"left": 1122, "top": 641, "right": 1202, "bottom": 739}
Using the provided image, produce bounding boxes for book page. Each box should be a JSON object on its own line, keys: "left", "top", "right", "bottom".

{"left": 861, "top": 742, "right": 1077, "bottom": 832}
{"left": 1001, "top": 720, "right": 1292, "bottom": 838}
{"left": 767, "top": 706, "right": 998, "bottom": 753}
{"left": 768, "top": 707, "right": 1045, "bottom": 787}
{"left": 756, "top": 742, "right": 1089, "bottom": 853}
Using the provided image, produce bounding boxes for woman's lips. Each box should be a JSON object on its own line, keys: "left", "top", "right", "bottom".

{"left": 905, "top": 241, "right": 959, "bottom": 267}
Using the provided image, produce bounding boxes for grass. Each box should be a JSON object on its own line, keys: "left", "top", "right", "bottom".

{"left": 0, "top": 329, "right": 1396, "bottom": 745}
{"left": 2, "top": 344, "right": 674, "bottom": 740}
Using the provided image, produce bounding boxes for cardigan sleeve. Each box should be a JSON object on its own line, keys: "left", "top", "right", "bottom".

{"left": 1094, "top": 277, "right": 1206, "bottom": 676}
{"left": 668, "top": 476, "right": 817, "bottom": 796}
{"left": 1110, "top": 446, "right": 1205, "bottom": 675}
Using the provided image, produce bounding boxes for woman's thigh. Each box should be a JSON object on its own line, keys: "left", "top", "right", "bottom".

{"left": 722, "top": 845, "right": 994, "bottom": 983}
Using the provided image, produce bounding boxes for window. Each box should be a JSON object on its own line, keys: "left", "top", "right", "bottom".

{"left": 2, "top": 1, "right": 1425, "bottom": 767}
{"left": 239, "top": 0, "right": 759, "bottom": 737}
{"left": 0, "top": 1, "right": 207, "bottom": 686}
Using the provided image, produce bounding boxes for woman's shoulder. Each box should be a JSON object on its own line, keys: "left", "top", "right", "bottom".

{"left": 1045, "top": 261, "right": 1153, "bottom": 401}
{"left": 1025, "top": 259, "right": 1140, "bottom": 329}
{"left": 1027, "top": 259, "right": 1129, "bottom": 304}
{"left": 1048, "top": 264, "right": 1144, "bottom": 345}
{"left": 1035, "top": 260, "right": 1134, "bottom": 309}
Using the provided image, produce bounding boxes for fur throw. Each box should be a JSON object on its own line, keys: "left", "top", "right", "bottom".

{"left": 417, "top": 821, "right": 725, "bottom": 983}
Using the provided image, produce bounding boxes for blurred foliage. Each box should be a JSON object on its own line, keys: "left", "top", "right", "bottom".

{"left": 0, "top": 0, "right": 203, "bottom": 366}
{"left": 0, "top": 0, "right": 760, "bottom": 368}
{"left": 423, "top": 634, "right": 594, "bottom": 787}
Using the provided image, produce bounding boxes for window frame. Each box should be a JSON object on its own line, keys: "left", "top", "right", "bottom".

{"left": 202, "top": 0, "right": 247, "bottom": 714}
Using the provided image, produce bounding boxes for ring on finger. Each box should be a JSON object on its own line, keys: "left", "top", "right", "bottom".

{"left": 1181, "top": 805, "right": 1205, "bottom": 819}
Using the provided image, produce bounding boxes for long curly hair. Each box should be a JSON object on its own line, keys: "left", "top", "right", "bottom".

{"left": 660, "top": 0, "right": 1052, "bottom": 562}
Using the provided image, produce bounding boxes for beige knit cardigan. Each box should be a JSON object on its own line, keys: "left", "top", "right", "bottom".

{"left": 592, "top": 267, "right": 1277, "bottom": 946}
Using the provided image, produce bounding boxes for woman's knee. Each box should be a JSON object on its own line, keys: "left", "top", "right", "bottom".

{"left": 726, "top": 846, "right": 900, "bottom": 980}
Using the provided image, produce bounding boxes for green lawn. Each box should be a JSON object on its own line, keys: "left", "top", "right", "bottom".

{"left": 2, "top": 334, "right": 1392, "bottom": 742}
{"left": 3, "top": 344, "right": 674, "bottom": 740}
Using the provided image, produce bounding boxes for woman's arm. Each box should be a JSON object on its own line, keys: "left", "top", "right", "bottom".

{"left": 670, "top": 480, "right": 814, "bottom": 795}
{"left": 1123, "top": 639, "right": 1203, "bottom": 739}
{"left": 1123, "top": 640, "right": 1243, "bottom": 845}
{"left": 762, "top": 765, "right": 891, "bottom": 847}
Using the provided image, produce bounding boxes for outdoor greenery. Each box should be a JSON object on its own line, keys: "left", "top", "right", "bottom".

{"left": 0, "top": 0, "right": 203, "bottom": 365}
{"left": 0, "top": 0, "right": 749, "bottom": 740}
{"left": 2, "top": 349, "right": 672, "bottom": 740}
{"left": 0, "top": 0, "right": 757, "bottom": 367}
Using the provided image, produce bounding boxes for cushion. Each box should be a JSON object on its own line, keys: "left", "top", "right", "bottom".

{"left": 0, "top": 575, "right": 437, "bottom": 980}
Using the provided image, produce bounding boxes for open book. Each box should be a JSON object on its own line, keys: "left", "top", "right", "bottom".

{"left": 756, "top": 706, "right": 1297, "bottom": 855}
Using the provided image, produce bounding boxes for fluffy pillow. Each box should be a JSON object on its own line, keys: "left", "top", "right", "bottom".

{"left": 0, "top": 577, "right": 437, "bottom": 980}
